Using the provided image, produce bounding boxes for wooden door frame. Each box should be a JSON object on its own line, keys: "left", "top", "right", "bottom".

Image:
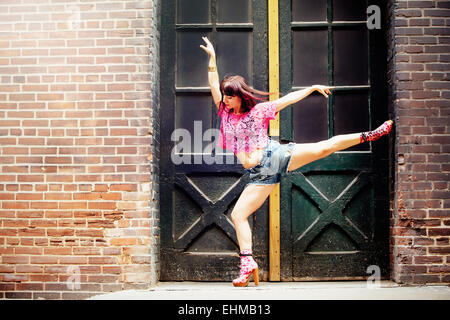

{"left": 268, "top": 0, "right": 281, "bottom": 281}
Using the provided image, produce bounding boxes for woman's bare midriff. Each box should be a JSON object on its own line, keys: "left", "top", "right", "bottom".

{"left": 235, "top": 148, "right": 265, "bottom": 169}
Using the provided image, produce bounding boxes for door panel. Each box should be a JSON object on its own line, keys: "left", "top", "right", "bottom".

{"left": 292, "top": 30, "right": 329, "bottom": 86}
{"left": 176, "top": 0, "right": 211, "bottom": 24}
{"left": 292, "top": 0, "right": 327, "bottom": 21}
{"left": 176, "top": 31, "right": 211, "bottom": 87}
{"left": 216, "top": 31, "right": 253, "bottom": 80}
{"left": 292, "top": 95, "right": 329, "bottom": 143}
{"left": 333, "top": 27, "right": 369, "bottom": 86}
{"left": 160, "top": 0, "right": 269, "bottom": 281}
{"left": 279, "top": 0, "right": 390, "bottom": 280}
{"left": 333, "top": 90, "right": 370, "bottom": 151}
{"left": 217, "top": 0, "right": 252, "bottom": 23}
{"left": 333, "top": 0, "right": 368, "bottom": 21}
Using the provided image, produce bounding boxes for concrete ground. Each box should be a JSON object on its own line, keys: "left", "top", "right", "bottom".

{"left": 89, "top": 281, "right": 450, "bottom": 300}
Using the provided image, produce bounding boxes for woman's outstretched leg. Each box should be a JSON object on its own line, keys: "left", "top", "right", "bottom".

{"left": 287, "top": 120, "right": 393, "bottom": 172}
{"left": 230, "top": 183, "right": 276, "bottom": 286}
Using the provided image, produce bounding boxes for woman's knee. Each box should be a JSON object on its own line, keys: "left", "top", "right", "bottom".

{"left": 231, "top": 209, "right": 248, "bottom": 224}
{"left": 230, "top": 210, "right": 241, "bottom": 224}
{"left": 316, "top": 140, "right": 334, "bottom": 158}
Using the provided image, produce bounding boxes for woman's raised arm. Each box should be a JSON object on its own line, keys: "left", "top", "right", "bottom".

{"left": 200, "top": 37, "right": 221, "bottom": 109}
{"left": 274, "top": 85, "right": 333, "bottom": 112}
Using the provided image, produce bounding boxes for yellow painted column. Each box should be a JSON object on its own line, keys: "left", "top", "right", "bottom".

{"left": 268, "top": 0, "right": 280, "bottom": 281}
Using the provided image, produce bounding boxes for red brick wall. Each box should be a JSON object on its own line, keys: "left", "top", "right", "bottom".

{"left": 0, "top": 0, "right": 160, "bottom": 299}
{"left": 387, "top": 0, "right": 450, "bottom": 284}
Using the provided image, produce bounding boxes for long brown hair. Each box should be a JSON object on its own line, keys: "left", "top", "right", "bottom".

{"left": 220, "top": 75, "right": 272, "bottom": 114}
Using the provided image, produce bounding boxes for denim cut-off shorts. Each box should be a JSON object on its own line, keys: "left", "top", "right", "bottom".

{"left": 245, "top": 139, "right": 295, "bottom": 185}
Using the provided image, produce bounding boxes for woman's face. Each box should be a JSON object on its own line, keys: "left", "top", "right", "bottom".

{"left": 223, "top": 94, "right": 242, "bottom": 110}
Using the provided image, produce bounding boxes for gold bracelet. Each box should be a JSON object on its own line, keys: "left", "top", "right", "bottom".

{"left": 208, "top": 66, "right": 217, "bottom": 72}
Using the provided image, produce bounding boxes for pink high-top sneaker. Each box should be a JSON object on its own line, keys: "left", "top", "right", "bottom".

{"left": 360, "top": 120, "right": 394, "bottom": 143}
{"left": 232, "top": 250, "right": 259, "bottom": 287}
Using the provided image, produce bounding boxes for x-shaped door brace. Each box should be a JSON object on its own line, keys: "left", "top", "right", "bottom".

{"left": 289, "top": 172, "right": 371, "bottom": 252}
{"left": 173, "top": 174, "right": 248, "bottom": 250}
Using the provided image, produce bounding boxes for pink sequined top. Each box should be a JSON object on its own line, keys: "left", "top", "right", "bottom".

{"left": 217, "top": 101, "right": 278, "bottom": 154}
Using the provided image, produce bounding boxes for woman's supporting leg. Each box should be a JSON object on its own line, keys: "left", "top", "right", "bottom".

{"left": 230, "top": 183, "right": 276, "bottom": 286}
{"left": 231, "top": 183, "right": 276, "bottom": 251}
{"left": 287, "top": 120, "right": 393, "bottom": 173}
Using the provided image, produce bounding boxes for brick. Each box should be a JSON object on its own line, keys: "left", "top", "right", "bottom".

{"left": 75, "top": 229, "right": 104, "bottom": 237}
{"left": 1, "top": 274, "right": 29, "bottom": 282}
{"left": 413, "top": 274, "right": 442, "bottom": 283}
{"left": 44, "top": 248, "right": 72, "bottom": 255}
{"left": 15, "top": 247, "right": 43, "bottom": 255}
{"left": 424, "top": 27, "right": 450, "bottom": 35}
{"left": 30, "top": 274, "right": 58, "bottom": 282}
{"left": 411, "top": 145, "right": 441, "bottom": 153}
{"left": 5, "top": 292, "right": 32, "bottom": 299}
{"left": 2, "top": 255, "right": 29, "bottom": 265}
{"left": 110, "top": 184, "right": 137, "bottom": 191}
{"left": 428, "top": 228, "right": 450, "bottom": 236}
{"left": 414, "top": 255, "right": 444, "bottom": 264}
{"left": 392, "top": 227, "right": 427, "bottom": 237}
{"left": 30, "top": 256, "right": 58, "bottom": 264}
{"left": 88, "top": 256, "right": 118, "bottom": 264}
{"left": 18, "top": 226, "right": 46, "bottom": 237}
{"left": 109, "top": 238, "right": 137, "bottom": 246}
{"left": 433, "top": 181, "right": 448, "bottom": 190}
{"left": 409, "top": 18, "right": 431, "bottom": 26}
{"left": 411, "top": 72, "right": 431, "bottom": 81}
{"left": 425, "top": 44, "right": 450, "bottom": 53}
{"left": 397, "top": 9, "right": 423, "bottom": 18}
{"left": 32, "top": 292, "right": 61, "bottom": 300}
{"left": 16, "top": 265, "right": 43, "bottom": 273}
{"left": 396, "top": 62, "right": 425, "bottom": 71}
{"left": 411, "top": 90, "right": 441, "bottom": 99}
{"left": 62, "top": 292, "right": 99, "bottom": 300}
{"left": 407, "top": 1, "right": 436, "bottom": 9}
{"left": 73, "top": 247, "right": 101, "bottom": 255}
{"left": 428, "top": 265, "right": 450, "bottom": 273}
{"left": 58, "top": 202, "right": 87, "bottom": 210}
{"left": 428, "top": 246, "right": 450, "bottom": 254}
{"left": 47, "top": 229, "right": 74, "bottom": 237}
{"left": 398, "top": 264, "right": 427, "bottom": 274}
{"left": 411, "top": 54, "right": 439, "bottom": 62}
{"left": 410, "top": 36, "right": 439, "bottom": 44}
{"left": 424, "top": 9, "right": 450, "bottom": 17}
{"left": 87, "top": 220, "right": 115, "bottom": 228}
{"left": 59, "top": 256, "right": 88, "bottom": 264}
{"left": 396, "top": 27, "right": 424, "bottom": 36}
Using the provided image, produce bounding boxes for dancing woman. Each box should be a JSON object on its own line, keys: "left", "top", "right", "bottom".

{"left": 200, "top": 37, "right": 393, "bottom": 287}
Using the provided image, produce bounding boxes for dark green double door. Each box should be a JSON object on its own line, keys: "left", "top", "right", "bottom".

{"left": 160, "top": 0, "right": 390, "bottom": 281}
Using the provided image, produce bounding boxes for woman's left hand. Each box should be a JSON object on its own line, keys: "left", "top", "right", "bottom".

{"left": 200, "top": 36, "right": 216, "bottom": 58}
{"left": 312, "top": 85, "right": 333, "bottom": 98}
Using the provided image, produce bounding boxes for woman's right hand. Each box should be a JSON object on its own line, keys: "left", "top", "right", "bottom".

{"left": 312, "top": 85, "right": 333, "bottom": 98}
{"left": 200, "top": 36, "right": 216, "bottom": 58}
